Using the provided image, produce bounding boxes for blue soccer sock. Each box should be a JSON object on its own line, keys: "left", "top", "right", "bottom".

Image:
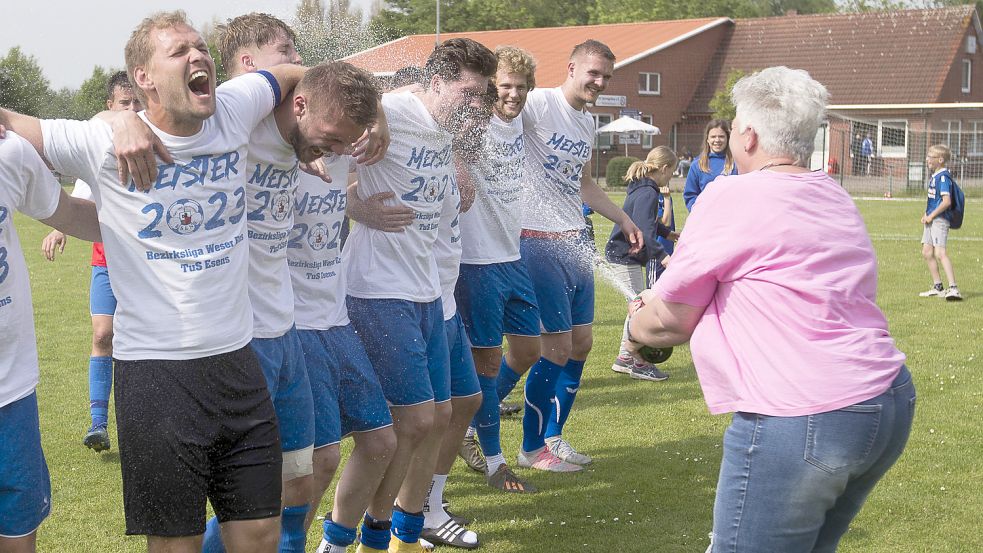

{"left": 360, "top": 513, "right": 392, "bottom": 550}
{"left": 323, "top": 517, "right": 357, "bottom": 547}
{"left": 521, "top": 357, "right": 565, "bottom": 453}
{"left": 391, "top": 505, "right": 424, "bottom": 544}
{"left": 545, "top": 359, "right": 585, "bottom": 440}
{"left": 279, "top": 504, "right": 309, "bottom": 553}
{"left": 88, "top": 356, "right": 112, "bottom": 428}
{"left": 472, "top": 374, "right": 502, "bottom": 457}
{"left": 201, "top": 516, "right": 226, "bottom": 553}
{"left": 496, "top": 357, "right": 522, "bottom": 401}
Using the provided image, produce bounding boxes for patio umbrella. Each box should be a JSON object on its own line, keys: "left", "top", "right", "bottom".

{"left": 596, "top": 116, "right": 661, "bottom": 155}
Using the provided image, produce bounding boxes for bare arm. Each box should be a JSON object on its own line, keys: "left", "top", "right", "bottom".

{"left": 350, "top": 99, "right": 390, "bottom": 165}
{"left": 921, "top": 194, "right": 952, "bottom": 224}
{"left": 580, "top": 172, "right": 643, "bottom": 254}
{"left": 95, "top": 110, "right": 173, "bottom": 190}
{"left": 39, "top": 190, "right": 101, "bottom": 243}
{"left": 0, "top": 108, "right": 44, "bottom": 158}
{"left": 346, "top": 181, "right": 415, "bottom": 232}
{"left": 625, "top": 288, "right": 704, "bottom": 349}
{"left": 264, "top": 64, "right": 308, "bottom": 99}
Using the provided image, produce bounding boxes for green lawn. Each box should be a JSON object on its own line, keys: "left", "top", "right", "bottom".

{"left": 15, "top": 193, "right": 983, "bottom": 552}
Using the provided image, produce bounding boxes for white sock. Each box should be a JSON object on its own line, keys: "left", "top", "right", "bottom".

{"left": 485, "top": 453, "right": 506, "bottom": 476}
{"left": 424, "top": 474, "right": 449, "bottom": 528}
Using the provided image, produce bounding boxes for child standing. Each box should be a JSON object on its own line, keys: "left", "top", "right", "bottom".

{"left": 605, "top": 146, "right": 678, "bottom": 381}
{"left": 919, "top": 144, "right": 962, "bottom": 301}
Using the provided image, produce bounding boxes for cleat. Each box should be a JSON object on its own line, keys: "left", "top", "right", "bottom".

{"left": 945, "top": 286, "right": 963, "bottom": 301}
{"left": 458, "top": 432, "right": 486, "bottom": 473}
{"left": 83, "top": 424, "right": 111, "bottom": 452}
{"left": 517, "top": 447, "right": 582, "bottom": 472}
{"left": 421, "top": 518, "right": 479, "bottom": 550}
{"left": 919, "top": 287, "right": 944, "bottom": 297}
{"left": 629, "top": 364, "right": 669, "bottom": 382}
{"left": 499, "top": 401, "right": 521, "bottom": 416}
{"left": 611, "top": 352, "right": 634, "bottom": 374}
{"left": 546, "top": 436, "right": 592, "bottom": 465}
{"left": 487, "top": 464, "right": 537, "bottom": 493}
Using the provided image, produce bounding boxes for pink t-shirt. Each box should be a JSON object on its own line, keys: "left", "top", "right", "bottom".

{"left": 654, "top": 170, "right": 906, "bottom": 416}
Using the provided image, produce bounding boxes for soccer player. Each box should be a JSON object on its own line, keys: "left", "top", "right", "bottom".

{"left": 454, "top": 45, "right": 542, "bottom": 492}
{"left": 342, "top": 38, "right": 496, "bottom": 553}
{"left": 2, "top": 10, "right": 309, "bottom": 553}
{"left": 0, "top": 130, "right": 102, "bottom": 553}
{"left": 39, "top": 70, "right": 141, "bottom": 453}
{"left": 514, "top": 40, "right": 643, "bottom": 471}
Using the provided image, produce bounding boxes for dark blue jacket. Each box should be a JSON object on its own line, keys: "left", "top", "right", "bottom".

{"left": 605, "top": 177, "right": 669, "bottom": 266}
{"left": 683, "top": 151, "right": 736, "bottom": 211}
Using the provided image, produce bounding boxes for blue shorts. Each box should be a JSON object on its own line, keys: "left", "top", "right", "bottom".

{"left": 0, "top": 392, "right": 51, "bottom": 538}
{"left": 346, "top": 297, "right": 450, "bottom": 406}
{"left": 90, "top": 265, "right": 117, "bottom": 317}
{"left": 520, "top": 236, "right": 595, "bottom": 333}
{"left": 455, "top": 261, "right": 541, "bottom": 348}
{"left": 297, "top": 326, "right": 393, "bottom": 448}
{"left": 445, "top": 314, "right": 481, "bottom": 398}
{"left": 249, "top": 329, "right": 315, "bottom": 452}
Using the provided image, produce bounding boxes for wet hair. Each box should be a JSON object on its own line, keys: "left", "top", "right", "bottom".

{"left": 494, "top": 46, "right": 536, "bottom": 90}
{"left": 392, "top": 65, "right": 424, "bottom": 88}
{"left": 731, "top": 66, "right": 829, "bottom": 166}
{"left": 929, "top": 144, "right": 951, "bottom": 164}
{"left": 124, "top": 10, "right": 195, "bottom": 103}
{"left": 297, "top": 61, "right": 379, "bottom": 129}
{"left": 106, "top": 70, "right": 133, "bottom": 100}
{"left": 624, "top": 146, "right": 678, "bottom": 183}
{"left": 570, "top": 39, "right": 615, "bottom": 62}
{"left": 216, "top": 13, "right": 297, "bottom": 76}
{"left": 424, "top": 38, "right": 497, "bottom": 83}
{"left": 697, "top": 119, "right": 735, "bottom": 174}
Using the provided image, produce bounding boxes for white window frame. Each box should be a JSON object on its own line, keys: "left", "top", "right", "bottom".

{"left": 962, "top": 59, "right": 972, "bottom": 93}
{"left": 594, "top": 114, "right": 613, "bottom": 150}
{"left": 877, "top": 119, "right": 907, "bottom": 158}
{"left": 969, "top": 120, "right": 983, "bottom": 156}
{"left": 638, "top": 72, "right": 661, "bottom": 96}
{"left": 943, "top": 120, "right": 961, "bottom": 155}
{"left": 641, "top": 115, "right": 654, "bottom": 149}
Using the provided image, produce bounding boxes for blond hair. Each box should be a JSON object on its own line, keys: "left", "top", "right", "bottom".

{"left": 494, "top": 46, "right": 537, "bottom": 90}
{"left": 216, "top": 13, "right": 297, "bottom": 76}
{"left": 624, "top": 146, "right": 678, "bottom": 183}
{"left": 297, "top": 61, "right": 379, "bottom": 129}
{"left": 125, "top": 11, "right": 194, "bottom": 103}
{"left": 929, "top": 144, "right": 951, "bottom": 164}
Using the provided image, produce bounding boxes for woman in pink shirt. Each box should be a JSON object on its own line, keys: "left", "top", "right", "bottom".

{"left": 627, "top": 66, "right": 914, "bottom": 553}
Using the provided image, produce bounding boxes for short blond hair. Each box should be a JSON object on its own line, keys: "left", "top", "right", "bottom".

{"left": 624, "top": 146, "right": 677, "bottom": 183}
{"left": 494, "top": 46, "right": 537, "bottom": 90}
{"left": 216, "top": 13, "right": 297, "bottom": 76}
{"left": 125, "top": 11, "right": 194, "bottom": 102}
{"left": 929, "top": 144, "right": 951, "bottom": 164}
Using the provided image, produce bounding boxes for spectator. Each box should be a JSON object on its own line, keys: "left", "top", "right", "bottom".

{"left": 683, "top": 120, "right": 737, "bottom": 211}
{"left": 862, "top": 132, "right": 874, "bottom": 175}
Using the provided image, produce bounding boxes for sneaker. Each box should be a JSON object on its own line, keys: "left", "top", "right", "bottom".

{"left": 316, "top": 540, "right": 348, "bottom": 553}
{"left": 83, "top": 424, "right": 111, "bottom": 452}
{"left": 517, "top": 447, "right": 583, "bottom": 472}
{"left": 945, "top": 286, "right": 963, "bottom": 301}
{"left": 457, "top": 432, "right": 486, "bottom": 473}
{"left": 919, "top": 286, "right": 944, "bottom": 297}
{"left": 611, "top": 352, "right": 634, "bottom": 374}
{"left": 499, "top": 401, "right": 521, "bottom": 416}
{"left": 546, "top": 436, "right": 592, "bottom": 465}
{"left": 487, "top": 464, "right": 537, "bottom": 493}
{"left": 629, "top": 364, "right": 669, "bottom": 382}
{"left": 355, "top": 544, "right": 388, "bottom": 553}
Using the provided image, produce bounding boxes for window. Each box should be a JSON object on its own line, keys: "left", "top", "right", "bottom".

{"left": 967, "top": 35, "right": 977, "bottom": 54}
{"left": 878, "top": 120, "right": 907, "bottom": 158}
{"left": 942, "top": 120, "right": 962, "bottom": 155}
{"left": 594, "top": 114, "right": 612, "bottom": 150}
{"left": 642, "top": 115, "right": 654, "bottom": 149}
{"left": 962, "top": 60, "right": 972, "bottom": 93}
{"left": 969, "top": 121, "right": 983, "bottom": 156}
{"left": 669, "top": 124, "right": 678, "bottom": 153}
{"left": 638, "top": 72, "right": 661, "bottom": 95}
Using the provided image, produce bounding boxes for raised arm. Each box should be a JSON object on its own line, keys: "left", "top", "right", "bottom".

{"left": 0, "top": 108, "right": 45, "bottom": 158}
{"left": 40, "top": 190, "right": 101, "bottom": 243}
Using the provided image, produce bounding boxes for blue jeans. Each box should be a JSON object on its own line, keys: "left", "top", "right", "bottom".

{"left": 711, "top": 366, "right": 915, "bottom": 553}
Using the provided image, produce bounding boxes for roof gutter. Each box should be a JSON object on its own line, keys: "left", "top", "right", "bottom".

{"left": 829, "top": 103, "right": 983, "bottom": 110}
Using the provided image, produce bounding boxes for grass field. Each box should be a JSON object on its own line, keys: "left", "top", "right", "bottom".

{"left": 14, "top": 192, "right": 983, "bottom": 552}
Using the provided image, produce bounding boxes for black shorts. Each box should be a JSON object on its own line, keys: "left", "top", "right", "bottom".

{"left": 114, "top": 346, "right": 282, "bottom": 537}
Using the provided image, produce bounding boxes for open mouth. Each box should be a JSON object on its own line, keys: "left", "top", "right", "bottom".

{"left": 188, "top": 70, "right": 210, "bottom": 97}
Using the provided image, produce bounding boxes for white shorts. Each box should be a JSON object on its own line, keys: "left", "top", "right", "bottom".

{"left": 921, "top": 218, "right": 950, "bottom": 247}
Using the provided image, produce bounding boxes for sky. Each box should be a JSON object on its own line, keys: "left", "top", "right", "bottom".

{"left": 1, "top": 0, "right": 375, "bottom": 90}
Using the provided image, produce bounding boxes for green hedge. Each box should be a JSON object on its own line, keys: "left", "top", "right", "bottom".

{"left": 605, "top": 156, "right": 640, "bottom": 187}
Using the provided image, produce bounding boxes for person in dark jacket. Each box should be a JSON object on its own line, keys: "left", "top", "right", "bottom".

{"left": 605, "top": 146, "right": 679, "bottom": 381}
{"left": 683, "top": 119, "right": 737, "bottom": 211}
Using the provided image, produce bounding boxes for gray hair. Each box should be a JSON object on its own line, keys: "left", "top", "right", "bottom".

{"left": 731, "top": 66, "right": 829, "bottom": 166}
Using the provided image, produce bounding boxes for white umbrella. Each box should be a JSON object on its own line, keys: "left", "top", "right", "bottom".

{"left": 596, "top": 116, "right": 661, "bottom": 155}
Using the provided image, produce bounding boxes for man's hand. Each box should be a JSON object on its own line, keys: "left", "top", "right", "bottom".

{"left": 352, "top": 107, "right": 390, "bottom": 165}
{"left": 41, "top": 230, "right": 67, "bottom": 261}
{"left": 346, "top": 184, "right": 414, "bottom": 232}
{"left": 621, "top": 216, "right": 645, "bottom": 255}
{"left": 661, "top": 254, "right": 671, "bottom": 268}
{"left": 300, "top": 158, "right": 332, "bottom": 183}
{"left": 920, "top": 215, "right": 931, "bottom": 224}
{"left": 107, "top": 111, "right": 173, "bottom": 191}
{"left": 667, "top": 231, "right": 680, "bottom": 242}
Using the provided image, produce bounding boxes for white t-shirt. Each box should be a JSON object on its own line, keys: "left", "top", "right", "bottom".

{"left": 70, "top": 179, "right": 93, "bottom": 200}
{"left": 242, "top": 111, "right": 301, "bottom": 338}
{"left": 459, "top": 114, "right": 525, "bottom": 264}
{"left": 289, "top": 155, "right": 354, "bottom": 330}
{"left": 434, "top": 174, "right": 462, "bottom": 320}
{"left": 520, "top": 87, "right": 595, "bottom": 232}
{"left": 0, "top": 132, "right": 62, "bottom": 408}
{"left": 42, "top": 71, "right": 278, "bottom": 360}
{"left": 344, "top": 92, "right": 453, "bottom": 302}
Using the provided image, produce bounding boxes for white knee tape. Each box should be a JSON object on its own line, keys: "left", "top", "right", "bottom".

{"left": 282, "top": 445, "right": 314, "bottom": 481}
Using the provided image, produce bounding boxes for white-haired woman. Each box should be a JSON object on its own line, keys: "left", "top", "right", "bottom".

{"left": 626, "top": 66, "right": 914, "bottom": 552}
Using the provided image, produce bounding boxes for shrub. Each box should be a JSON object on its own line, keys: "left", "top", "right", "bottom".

{"left": 605, "top": 156, "right": 640, "bottom": 187}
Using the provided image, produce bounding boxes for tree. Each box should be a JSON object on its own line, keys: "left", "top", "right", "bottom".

{"left": 72, "top": 66, "right": 113, "bottom": 120}
{"left": 293, "top": 0, "right": 382, "bottom": 64}
{"left": 369, "top": 0, "right": 592, "bottom": 38}
{"left": 199, "top": 17, "right": 228, "bottom": 84}
{"left": 0, "top": 47, "right": 52, "bottom": 117}
{"left": 709, "top": 68, "right": 747, "bottom": 122}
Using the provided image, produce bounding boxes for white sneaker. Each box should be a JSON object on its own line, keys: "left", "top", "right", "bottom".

{"left": 517, "top": 446, "right": 583, "bottom": 472}
{"left": 545, "top": 436, "right": 592, "bottom": 465}
{"left": 919, "top": 286, "right": 944, "bottom": 297}
{"left": 315, "top": 539, "right": 346, "bottom": 553}
{"left": 945, "top": 286, "right": 963, "bottom": 301}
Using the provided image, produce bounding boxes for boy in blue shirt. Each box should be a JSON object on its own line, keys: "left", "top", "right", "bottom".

{"left": 919, "top": 144, "right": 961, "bottom": 301}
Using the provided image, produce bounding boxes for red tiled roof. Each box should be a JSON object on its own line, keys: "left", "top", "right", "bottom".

{"left": 687, "top": 6, "right": 979, "bottom": 113}
{"left": 342, "top": 18, "right": 731, "bottom": 88}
